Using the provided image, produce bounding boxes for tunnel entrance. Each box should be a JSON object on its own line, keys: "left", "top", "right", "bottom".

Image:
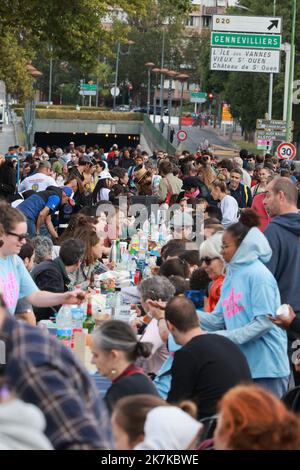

{"left": 34, "top": 132, "right": 140, "bottom": 151}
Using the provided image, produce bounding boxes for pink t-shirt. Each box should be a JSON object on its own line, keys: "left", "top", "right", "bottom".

{"left": 140, "top": 318, "right": 168, "bottom": 375}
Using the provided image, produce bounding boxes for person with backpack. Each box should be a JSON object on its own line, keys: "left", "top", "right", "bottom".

{"left": 17, "top": 186, "right": 74, "bottom": 238}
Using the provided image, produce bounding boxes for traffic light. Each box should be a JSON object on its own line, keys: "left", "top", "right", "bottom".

{"left": 208, "top": 93, "right": 213, "bottom": 101}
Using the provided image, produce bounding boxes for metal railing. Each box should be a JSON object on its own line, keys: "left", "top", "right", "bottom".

{"left": 22, "top": 100, "right": 36, "bottom": 150}
{"left": 143, "top": 114, "right": 176, "bottom": 154}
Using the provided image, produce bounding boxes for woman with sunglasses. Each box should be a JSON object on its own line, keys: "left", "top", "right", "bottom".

{"left": 198, "top": 209, "right": 290, "bottom": 398}
{"left": 199, "top": 231, "right": 224, "bottom": 313}
{"left": 0, "top": 202, "right": 85, "bottom": 316}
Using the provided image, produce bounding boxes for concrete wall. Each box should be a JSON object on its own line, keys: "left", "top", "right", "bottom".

{"left": 34, "top": 119, "right": 143, "bottom": 135}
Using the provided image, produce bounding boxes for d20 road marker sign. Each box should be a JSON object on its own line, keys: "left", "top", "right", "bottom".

{"left": 177, "top": 130, "right": 188, "bottom": 142}
{"left": 212, "top": 15, "right": 282, "bottom": 34}
{"left": 277, "top": 142, "right": 296, "bottom": 160}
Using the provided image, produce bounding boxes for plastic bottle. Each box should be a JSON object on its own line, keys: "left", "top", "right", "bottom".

{"left": 114, "top": 292, "right": 131, "bottom": 322}
{"left": 130, "top": 233, "right": 139, "bottom": 255}
{"left": 138, "top": 232, "right": 148, "bottom": 259}
{"left": 109, "top": 240, "right": 117, "bottom": 265}
{"left": 71, "top": 305, "right": 84, "bottom": 329}
{"left": 143, "top": 263, "right": 152, "bottom": 279}
{"left": 56, "top": 305, "right": 73, "bottom": 348}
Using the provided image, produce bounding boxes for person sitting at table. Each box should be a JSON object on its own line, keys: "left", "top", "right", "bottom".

{"left": 66, "top": 224, "right": 107, "bottom": 290}
{"left": 31, "top": 238, "right": 85, "bottom": 321}
{"left": 91, "top": 320, "right": 159, "bottom": 414}
{"left": 137, "top": 276, "right": 176, "bottom": 376}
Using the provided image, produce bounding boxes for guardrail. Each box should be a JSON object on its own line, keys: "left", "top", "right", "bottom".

{"left": 142, "top": 115, "right": 176, "bottom": 154}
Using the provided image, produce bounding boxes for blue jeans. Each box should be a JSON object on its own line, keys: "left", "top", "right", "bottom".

{"left": 253, "top": 376, "right": 290, "bottom": 398}
{"left": 26, "top": 218, "right": 37, "bottom": 238}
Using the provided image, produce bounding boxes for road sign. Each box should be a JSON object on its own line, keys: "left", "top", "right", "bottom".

{"left": 211, "top": 48, "right": 280, "bottom": 73}
{"left": 211, "top": 32, "right": 281, "bottom": 50}
{"left": 110, "top": 86, "right": 120, "bottom": 97}
{"left": 177, "top": 130, "right": 188, "bottom": 142}
{"left": 257, "top": 139, "right": 272, "bottom": 150}
{"left": 212, "top": 15, "right": 282, "bottom": 34}
{"left": 257, "top": 130, "right": 288, "bottom": 141}
{"left": 79, "top": 90, "right": 96, "bottom": 96}
{"left": 190, "top": 92, "right": 207, "bottom": 103}
{"left": 211, "top": 14, "right": 282, "bottom": 75}
{"left": 80, "top": 83, "right": 97, "bottom": 91}
{"left": 256, "top": 119, "right": 294, "bottom": 131}
{"left": 277, "top": 142, "right": 297, "bottom": 160}
{"left": 190, "top": 92, "right": 207, "bottom": 98}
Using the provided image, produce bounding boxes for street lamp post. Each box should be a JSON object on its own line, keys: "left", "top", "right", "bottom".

{"left": 176, "top": 74, "right": 189, "bottom": 131}
{"left": 166, "top": 70, "right": 177, "bottom": 142}
{"left": 159, "top": 30, "right": 166, "bottom": 122}
{"left": 48, "top": 44, "right": 53, "bottom": 105}
{"left": 145, "top": 62, "right": 155, "bottom": 115}
{"left": 113, "top": 40, "right": 134, "bottom": 111}
{"left": 286, "top": 0, "right": 297, "bottom": 142}
{"left": 152, "top": 68, "right": 161, "bottom": 126}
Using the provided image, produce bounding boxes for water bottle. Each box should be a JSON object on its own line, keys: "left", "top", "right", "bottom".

{"left": 109, "top": 240, "right": 117, "bottom": 265}
{"left": 114, "top": 292, "right": 131, "bottom": 322}
{"left": 56, "top": 305, "right": 73, "bottom": 348}
{"left": 71, "top": 305, "right": 84, "bottom": 329}
{"left": 143, "top": 263, "right": 152, "bottom": 279}
{"left": 138, "top": 232, "right": 148, "bottom": 259}
{"left": 130, "top": 233, "right": 139, "bottom": 255}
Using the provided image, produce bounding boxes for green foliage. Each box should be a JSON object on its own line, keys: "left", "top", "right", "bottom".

{"left": 33, "top": 109, "right": 143, "bottom": 120}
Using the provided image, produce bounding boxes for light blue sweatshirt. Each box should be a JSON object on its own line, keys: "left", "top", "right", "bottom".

{"left": 197, "top": 227, "right": 290, "bottom": 379}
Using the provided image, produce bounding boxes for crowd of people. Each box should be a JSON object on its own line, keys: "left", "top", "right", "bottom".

{"left": 0, "top": 140, "right": 300, "bottom": 451}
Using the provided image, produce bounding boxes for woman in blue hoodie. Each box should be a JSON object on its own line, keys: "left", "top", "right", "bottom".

{"left": 198, "top": 209, "right": 290, "bottom": 398}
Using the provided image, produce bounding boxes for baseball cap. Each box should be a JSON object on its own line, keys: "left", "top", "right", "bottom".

{"left": 79, "top": 155, "right": 93, "bottom": 165}
{"left": 62, "top": 186, "right": 75, "bottom": 206}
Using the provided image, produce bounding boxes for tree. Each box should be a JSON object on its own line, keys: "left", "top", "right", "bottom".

{"left": 110, "top": 0, "right": 191, "bottom": 106}
{"left": 0, "top": 0, "right": 148, "bottom": 99}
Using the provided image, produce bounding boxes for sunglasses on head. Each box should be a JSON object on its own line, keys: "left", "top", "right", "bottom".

{"left": 6, "top": 231, "right": 28, "bottom": 242}
{"left": 200, "top": 256, "right": 219, "bottom": 265}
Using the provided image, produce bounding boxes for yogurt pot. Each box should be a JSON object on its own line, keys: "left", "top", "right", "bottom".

{"left": 276, "top": 304, "right": 290, "bottom": 318}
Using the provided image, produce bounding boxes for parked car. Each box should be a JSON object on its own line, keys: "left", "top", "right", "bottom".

{"left": 132, "top": 105, "right": 168, "bottom": 116}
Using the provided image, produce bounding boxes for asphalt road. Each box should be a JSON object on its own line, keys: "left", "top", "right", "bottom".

{"left": 159, "top": 123, "right": 236, "bottom": 153}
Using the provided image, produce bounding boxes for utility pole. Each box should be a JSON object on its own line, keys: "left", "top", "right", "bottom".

{"left": 267, "top": 0, "right": 277, "bottom": 120}
{"left": 286, "top": 0, "right": 297, "bottom": 142}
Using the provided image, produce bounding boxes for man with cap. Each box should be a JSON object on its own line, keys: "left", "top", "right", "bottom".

{"left": 68, "top": 155, "right": 93, "bottom": 182}
{"left": 17, "top": 186, "right": 74, "bottom": 239}
{"left": 19, "top": 161, "right": 57, "bottom": 192}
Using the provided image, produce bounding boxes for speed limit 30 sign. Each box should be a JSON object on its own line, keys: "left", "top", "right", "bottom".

{"left": 277, "top": 142, "right": 296, "bottom": 160}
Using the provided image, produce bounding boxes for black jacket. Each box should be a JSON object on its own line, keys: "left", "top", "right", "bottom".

{"left": 32, "top": 257, "right": 70, "bottom": 294}
{"left": 0, "top": 160, "right": 16, "bottom": 198}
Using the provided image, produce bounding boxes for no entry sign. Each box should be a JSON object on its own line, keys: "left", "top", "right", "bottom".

{"left": 177, "top": 130, "right": 188, "bottom": 142}
{"left": 277, "top": 142, "right": 296, "bottom": 160}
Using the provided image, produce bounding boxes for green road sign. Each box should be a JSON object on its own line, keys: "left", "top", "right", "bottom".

{"left": 190, "top": 92, "right": 207, "bottom": 98}
{"left": 80, "top": 83, "right": 97, "bottom": 91}
{"left": 211, "top": 32, "right": 281, "bottom": 49}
